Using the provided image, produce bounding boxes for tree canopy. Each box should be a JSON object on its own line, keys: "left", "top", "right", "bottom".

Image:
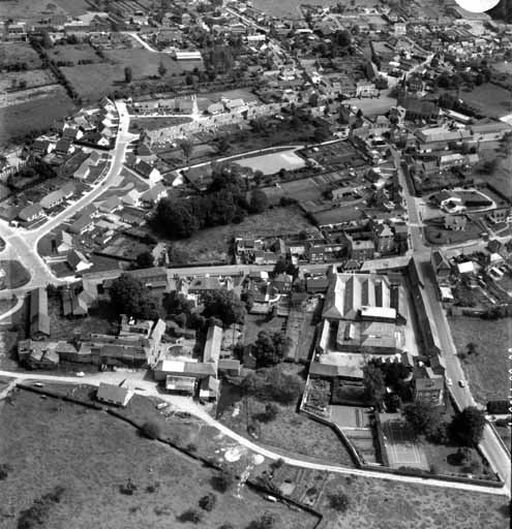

{"left": 363, "top": 363, "right": 386, "bottom": 405}
{"left": 451, "top": 407, "right": 486, "bottom": 446}
{"left": 109, "top": 274, "right": 160, "bottom": 320}
{"left": 202, "top": 290, "right": 245, "bottom": 326}
{"left": 251, "top": 331, "right": 290, "bottom": 368}
{"left": 403, "top": 401, "right": 443, "bottom": 437}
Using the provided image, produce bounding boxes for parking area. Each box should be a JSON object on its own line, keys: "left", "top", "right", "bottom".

{"left": 381, "top": 417, "right": 429, "bottom": 470}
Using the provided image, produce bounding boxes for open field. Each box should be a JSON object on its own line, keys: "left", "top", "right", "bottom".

{"left": 0, "top": 69, "right": 56, "bottom": 92}
{"left": 449, "top": 316, "right": 510, "bottom": 403}
{"left": 61, "top": 48, "right": 202, "bottom": 102}
{"left": 0, "top": 88, "right": 76, "bottom": 146}
{"left": 217, "top": 382, "right": 357, "bottom": 466}
{"left": 0, "top": 0, "right": 89, "bottom": 19}
{"left": 48, "top": 43, "right": 102, "bottom": 65}
{"left": 170, "top": 206, "right": 317, "bottom": 264}
{"left": 0, "top": 389, "right": 316, "bottom": 529}
{"left": 318, "top": 473, "right": 509, "bottom": 529}
{"left": 0, "top": 42, "right": 41, "bottom": 69}
{"left": 461, "top": 83, "right": 512, "bottom": 119}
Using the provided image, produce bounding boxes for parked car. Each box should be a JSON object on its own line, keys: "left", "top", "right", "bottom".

{"left": 446, "top": 377, "right": 453, "bottom": 386}
{"left": 458, "top": 380, "right": 466, "bottom": 388}
{"left": 75, "top": 371, "right": 85, "bottom": 377}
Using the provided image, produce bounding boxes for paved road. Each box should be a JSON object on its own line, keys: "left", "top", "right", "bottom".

{"left": 123, "top": 31, "right": 161, "bottom": 53}
{"left": 394, "top": 148, "right": 511, "bottom": 496}
{"left": 0, "top": 369, "right": 507, "bottom": 496}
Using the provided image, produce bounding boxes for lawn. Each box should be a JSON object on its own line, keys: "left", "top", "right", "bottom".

{"left": 169, "top": 206, "right": 317, "bottom": 264}
{"left": 0, "top": 389, "right": 316, "bottom": 529}
{"left": 0, "top": 260, "right": 30, "bottom": 289}
{"left": 424, "top": 218, "right": 483, "bottom": 245}
{"left": 448, "top": 316, "right": 510, "bottom": 403}
{"left": 0, "top": 88, "right": 76, "bottom": 146}
{"left": 461, "top": 83, "right": 512, "bottom": 119}
{"left": 0, "top": 69, "right": 56, "bottom": 91}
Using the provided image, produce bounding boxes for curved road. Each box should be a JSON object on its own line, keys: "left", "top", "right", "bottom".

{"left": 0, "top": 369, "right": 507, "bottom": 496}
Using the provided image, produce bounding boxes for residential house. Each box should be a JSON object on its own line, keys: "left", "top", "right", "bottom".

{"left": 67, "top": 249, "right": 92, "bottom": 273}
{"left": 96, "top": 382, "right": 133, "bottom": 407}
{"left": 29, "top": 288, "right": 51, "bottom": 340}
{"left": 373, "top": 223, "right": 395, "bottom": 254}
{"left": 345, "top": 234, "right": 375, "bottom": 262}
{"left": 444, "top": 214, "right": 467, "bottom": 231}
{"left": 54, "top": 138, "right": 73, "bottom": 156}
{"left": 40, "top": 182, "right": 75, "bottom": 210}
{"left": 60, "top": 287, "right": 88, "bottom": 318}
{"left": 133, "top": 160, "right": 162, "bottom": 184}
{"left": 413, "top": 366, "right": 444, "bottom": 406}
{"left": 431, "top": 250, "right": 451, "bottom": 281}
{"left": 18, "top": 204, "right": 44, "bottom": 223}
{"left": 140, "top": 183, "right": 167, "bottom": 207}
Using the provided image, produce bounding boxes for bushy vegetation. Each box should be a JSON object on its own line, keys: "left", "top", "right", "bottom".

{"left": 109, "top": 274, "right": 160, "bottom": 320}
{"left": 151, "top": 163, "right": 264, "bottom": 239}
{"left": 17, "top": 486, "right": 65, "bottom": 529}
{"left": 141, "top": 421, "right": 161, "bottom": 440}
{"left": 240, "top": 366, "right": 304, "bottom": 405}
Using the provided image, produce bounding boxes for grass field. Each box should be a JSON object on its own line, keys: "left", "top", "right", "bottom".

{"left": 61, "top": 48, "right": 202, "bottom": 102}
{"left": 0, "top": 0, "right": 89, "bottom": 19}
{"left": 0, "top": 69, "right": 56, "bottom": 91}
{"left": 48, "top": 43, "right": 102, "bottom": 65}
{"left": 0, "top": 389, "right": 316, "bottom": 529}
{"left": 0, "top": 260, "right": 30, "bottom": 289}
{"left": 0, "top": 42, "right": 41, "bottom": 69}
{"left": 461, "top": 83, "right": 512, "bottom": 119}
{"left": 0, "top": 88, "right": 76, "bottom": 146}
{"left": 170, "top": 206, "right": 317, "bottom": 264}
{"left": 217, "top": 381, "right": 357, "bottom": 466}
{"left": 319, "top": 473, "right": 509, "bottom": 529}
{"left": 449, "top": 316, "right": 510, "bottom": 403}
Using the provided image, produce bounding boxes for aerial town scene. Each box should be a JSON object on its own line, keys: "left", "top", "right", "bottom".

{"left": 0, "top": 0, "right": 510, "bottom": 527}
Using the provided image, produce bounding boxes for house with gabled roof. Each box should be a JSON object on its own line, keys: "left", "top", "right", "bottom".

{"left": 29, "top": 288, "right": 51, "bottom": 340}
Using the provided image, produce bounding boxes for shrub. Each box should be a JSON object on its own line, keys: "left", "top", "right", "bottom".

{"left": 141, "top": 421, "right": 160, "bottom": 440}
{"left": 247, "top": 512, "right": 278, "bottom": 529}
{"left": 329, "top": 490, "right": 350, "bottom": 512}
{"left": 198, "top": 492, "right": 216, "bottom": 512}
{"left": 178, "top": 509, "right": 202, "bottom": 523}
{"left": 119, "top": 479, "right": 137, "bottom": 495}
{"left": 0, "top": 463, "right": 12, "bottom": 481}
{"left": 211, "top": 473, "right": 234, "bottom": 493}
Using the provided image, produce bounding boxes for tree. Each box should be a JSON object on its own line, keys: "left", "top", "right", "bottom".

{"left": 202, "top": 290, "right": 246, "bottom": 325}
{"left": 41, "top": 30, "right": 53, "bottom": 48}
{"left": 124, "top": 66, "right": 133, "bottom": 83}
{"left": 109, "top": 274, "right": 160, "bottom": 319}
{"left": 158, "top": 60, "right": 167, "bottom": 77}
{"left": 179, "top": 138, "right": 194, "bottom": 165}
{"left": 178, "top": 509, "right": 202, "bottom": 523}
{"left": 251, "top": 331, "right": 289, "bottom": 368}
{"left": 403, "top": 401, "right": 443, "bottom": 437}
{"left": 141, "top": 421, "right": 160, "bottom": 440}
{"left": 135, "top": 251, "right": 154, "bottom": 269}
{"left": 151, "top": 199, "right": 200, "bottom": 239}
{"left": 163, "top": 291, "right": 194, "bottom": 317}
{"left": 451, "top": 406, "right": 485, "bottom": 446}
{"left": 363, "top": 363, "right": 386, "bottom": 405}
{"left": 249, "top": 189, "right": 269, "bottom": 214}
{"left": 198, "top": 493, "right": 216, "bottom": 512}
{"left": 211, "top": 473, "right": 234, "bottom": 493}
{"left": 329, "top": 490, "right": 350, "bottom": 512}
{"left": 466, "top": 342, "right": 477, "bottom": 356}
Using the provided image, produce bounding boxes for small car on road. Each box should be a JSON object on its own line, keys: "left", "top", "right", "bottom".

{"left": 458, "top": 380, "right": 466, "bottom": 388}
